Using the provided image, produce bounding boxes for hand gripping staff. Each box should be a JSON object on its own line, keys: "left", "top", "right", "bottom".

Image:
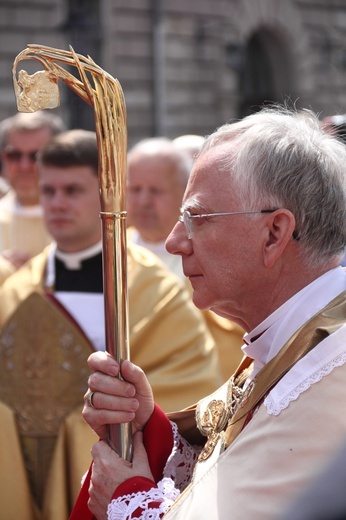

{"left": 12, "top": 44, "right": 132, "bottom": 461}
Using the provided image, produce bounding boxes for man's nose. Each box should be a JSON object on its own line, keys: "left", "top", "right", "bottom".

{"left": 166, "top": 220, "right": 192, "bottom": 255}
{"left": 50, "top": 192, "right": 66, "bottom": 207}
{"left": 18, "top": 155, "right": 37, "bottom": 169}
{"left": 135, "top": 189, "right": 154, "bottom": 205}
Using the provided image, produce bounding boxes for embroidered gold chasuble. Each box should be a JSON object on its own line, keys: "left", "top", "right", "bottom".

{"left": 0, "top": 291, "right": 93, "bottom": 520}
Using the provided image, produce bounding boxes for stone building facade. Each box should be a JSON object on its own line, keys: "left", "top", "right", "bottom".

{"left": 1, "top": 0, "right": 346, "bottom": 146}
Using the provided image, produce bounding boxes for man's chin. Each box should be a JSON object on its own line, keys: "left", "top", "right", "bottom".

{"left": 192, "top": 295, "right": 228, "bottom": 316}
{"left": 135, "top": 217, "right": 157, "bottom": 230}
{"left": 190, "top": 291, "right": 212, "bottom": 312}
{"left": 16, "top": 191, "right": 40, "bottom": 205}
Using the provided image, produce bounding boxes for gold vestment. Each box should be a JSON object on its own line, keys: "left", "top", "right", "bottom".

{"left": 0, "top": 242, "right": 222, "bottom": 519}
{"left": 0, "top": 292, "right": 93, "bottom": 513}
{"left": 0, "top": 191, "right": 51, "bottom": 258}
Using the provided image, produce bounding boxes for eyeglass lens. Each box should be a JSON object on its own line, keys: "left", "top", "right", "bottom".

{"left": 4, "top": 148, "right": 38, "bottom": 162}
{"left": 181, "top": 211, "right": 193, "bottom": 238}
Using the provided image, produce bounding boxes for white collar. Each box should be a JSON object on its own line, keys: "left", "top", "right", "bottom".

{"left": 243, "top": 267, "right": 346, "bottom": 380}
{"left": 131, "top": 229, "right": 167, "bottom": 254}
{"left": 0, "top": 190, "right": 43, "bottom": 217}
{"left": 45, "top": 241, "right": 103, "bottom": 287}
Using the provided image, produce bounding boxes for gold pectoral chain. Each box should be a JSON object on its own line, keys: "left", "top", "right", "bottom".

{"left": 198, "top": 367, "right": 255, "bottom": 461}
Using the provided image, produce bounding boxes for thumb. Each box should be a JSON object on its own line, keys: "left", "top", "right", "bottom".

{"left": 121, "top": 360, "right": 153, "bottom": 399}
{"left": 132, "top": 431, "right": 146, "bottom": 460}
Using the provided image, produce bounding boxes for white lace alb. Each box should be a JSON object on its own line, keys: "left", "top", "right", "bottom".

{"left": 107, "top": 422, "right": 199, "bottom": 520}
{"left": 264, "top": 326, "right": 346, "bottom": 415}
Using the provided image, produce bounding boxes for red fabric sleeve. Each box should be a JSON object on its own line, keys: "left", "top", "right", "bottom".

{"left": 111, "top": 403, "right": 174, "bottom": 500}
{"left": 69, "top": 466, "right": 94, "bottom": 520}
{"left": 143, "top": 404, "right": 174, "bottom": 482}
{"left": 69, "top": 404, "right": 174, "bottom": 520}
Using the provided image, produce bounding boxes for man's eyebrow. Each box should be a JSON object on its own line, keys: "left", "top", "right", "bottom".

{"left": 181, "top": 199, "right": 205, "bottom": 212}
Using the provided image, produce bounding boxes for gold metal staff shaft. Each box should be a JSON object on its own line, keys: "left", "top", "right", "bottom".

{"left": 12, "top": 44, "right": 132, "bottom": 461}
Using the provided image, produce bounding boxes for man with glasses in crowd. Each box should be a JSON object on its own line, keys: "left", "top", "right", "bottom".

{"left": 72, "top": 106, "right": 346, "bottom": 520}
{"left": 0, "top": 110, "right": 66, "bottom": 269}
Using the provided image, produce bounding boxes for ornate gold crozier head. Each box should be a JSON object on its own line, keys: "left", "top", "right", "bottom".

{"left": 14, "top": 69, "right": 60, "bottom": 112}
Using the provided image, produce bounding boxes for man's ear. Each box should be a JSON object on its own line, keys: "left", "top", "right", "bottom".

{"left": 263, "top": 209, "right": 296, "bottom": 268}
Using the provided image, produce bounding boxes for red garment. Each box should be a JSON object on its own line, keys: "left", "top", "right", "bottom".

{"left": 69, "top": 405, "right": 173, "bottom": 519}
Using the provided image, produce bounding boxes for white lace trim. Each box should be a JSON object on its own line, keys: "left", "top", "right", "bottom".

{"left": 163, "top": 421, "right": 199, "bottom": 491}
{"left": 107, "top": 421, "right": 199, "bottom": 520}
{"left": 107, "top": 478, "right": 179, "bottom": 520}
{"left": 265, "top": 351, "right": 346, "bottom": 415}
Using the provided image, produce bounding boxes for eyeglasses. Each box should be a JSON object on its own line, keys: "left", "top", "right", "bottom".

{"left": 179, "top": 209, "right": 276, "bottom": 239}
{"left": 3, "top": 147, "right": 38, "bottom": 163}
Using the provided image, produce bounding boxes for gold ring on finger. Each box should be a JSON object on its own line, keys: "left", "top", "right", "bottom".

{"left": 86, "top": 389, "right": 96, "bottom": 408}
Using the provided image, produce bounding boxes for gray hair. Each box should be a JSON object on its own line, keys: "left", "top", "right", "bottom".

{"left": 201, "top": 106, "right": 346, "bottom": 268}
{"left": 128, "top": 137, "right": 193, "bottom": 187}
{"left": 0, "top": 110, "right": 66, "bottom": 149}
